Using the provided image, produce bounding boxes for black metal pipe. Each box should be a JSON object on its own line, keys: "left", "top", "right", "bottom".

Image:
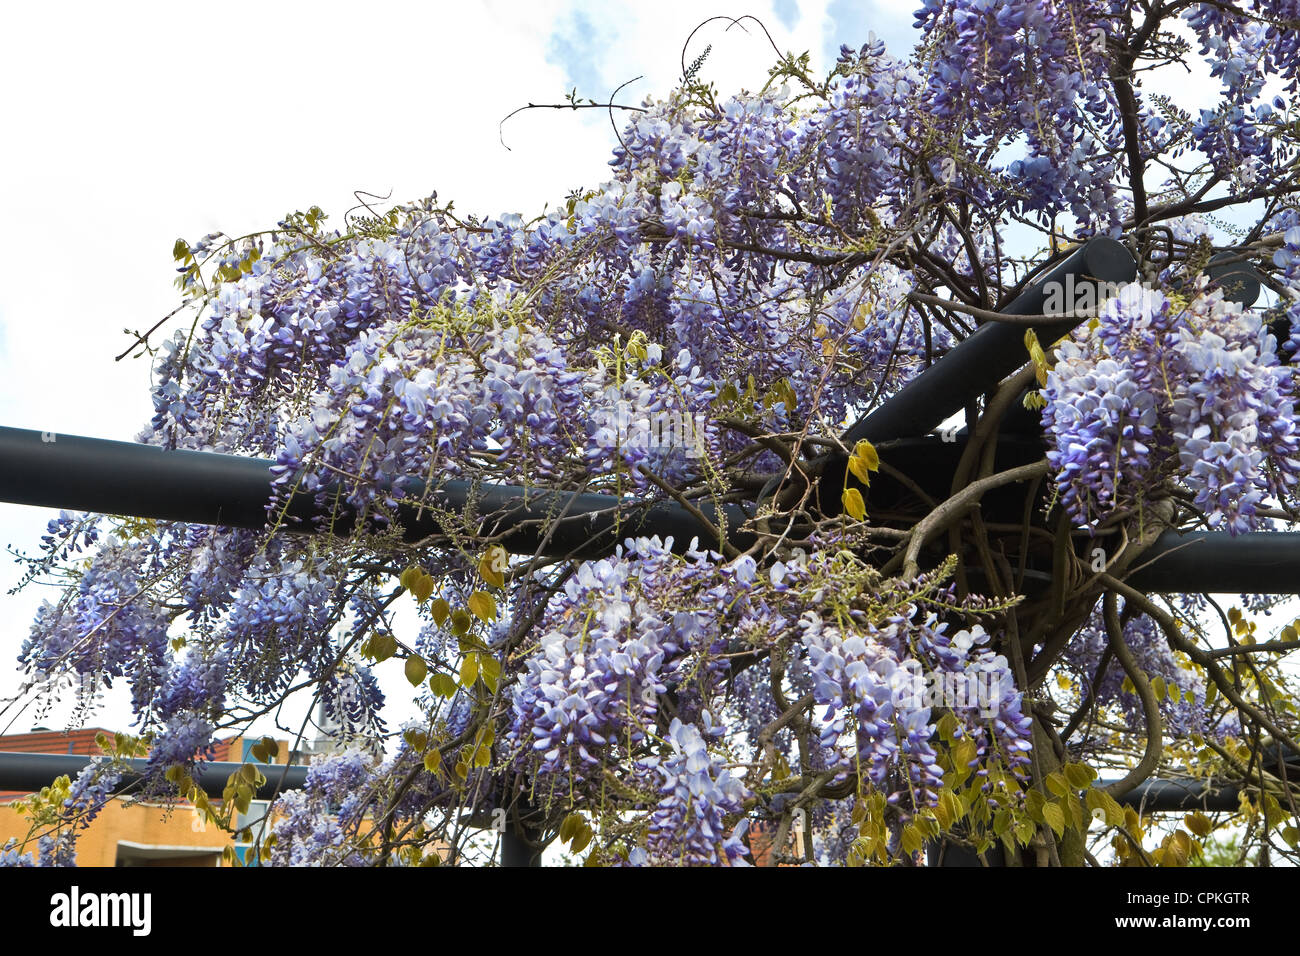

{"left": 0, "top": 751, "right": 307, "bottom": 800}
{"left": 1129, "top": 530, "right": 1300, "bottom": 594}
{"left": 499, "top": 830, "right": 542, "bottom": 867}
{"left": 1114, "top": 777, "right": 1241, "bottom": 813}
{"left": 842, "top": 237, "right": 1137, "bottom": 446}
{"left": 10, "top": 426, "right": 1300, "bottom": 591}
{"left": 0, "top": 426, "right": 754, "bottom": 560}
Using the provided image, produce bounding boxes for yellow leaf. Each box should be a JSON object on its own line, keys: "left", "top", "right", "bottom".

{"left": 852, "top": 439, "right": 879, "bottom": 472}
{"left": 468, "top": 591, "right": 498, "bottom": 622}
{"left": 431, "top": 598, "right": 450, "bottom": 627}
{"left": 847, "top": 456, "right": 871, "bottom": 485}
{"left": 429, "top": 673, "right": 458, "bottom": 698}
{"left": 480, "top": 655, "right": 501, "bottom": 693}
{"left": 1024, "top": 329, "right": 1049, "bottom": 386}
{"left": 410, "top": 572, "right": 435, "bottom": 604}
{"left": 900, "top": 825, "right": 924, "bottom": 856}
{"left": 1042, "top": 801, "right": 1066, "bottom": 836}
{"left": 1064, "top": 762, "right": 1095, "bottom": 790}
{"left": 842, "top": 487, "right": 866, "bottom": 521}
{"left": 405, "top": 655, "right": 428, "bottom": 686}
{"left": 479, "top": 546, "right": 507, "bottom": 590}
{"left": 460, "top": 653, "right": 480, "bottom": 688}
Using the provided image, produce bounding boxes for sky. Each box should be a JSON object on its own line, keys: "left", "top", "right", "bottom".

{"left": 0, "top": 1, "right": 1278, "bottom": 741}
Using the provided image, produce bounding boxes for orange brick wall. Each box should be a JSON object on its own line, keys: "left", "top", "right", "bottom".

{"left": 0, "top": 797, "right": 230, "bottom": 866}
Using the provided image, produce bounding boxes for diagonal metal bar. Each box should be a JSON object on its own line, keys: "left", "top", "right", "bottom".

{"left": 842, "top": 237, "right": 1136, "bottom": 445}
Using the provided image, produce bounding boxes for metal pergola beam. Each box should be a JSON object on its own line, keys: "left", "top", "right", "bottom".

{"left": 844, "top": 237, "right": 1137, "bottom": 445}
{"left": 2, "top": 425, "right": 1294, "bottom": 593}
{"left": 0, "top": 426, "right": 756, "bottom": 559}
{"left": 0, "top": 757, "right": 1240, "bottom": 815}
{"left": 0, "top": 751, "right": 308, "bottom": 801}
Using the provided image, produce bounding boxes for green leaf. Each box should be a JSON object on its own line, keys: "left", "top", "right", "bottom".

{"left": 1086, "top": 788, "right": 1126, "bottom": 827}
{"left": 405, "top": 655, "right": 428, "bottom": 686}
{"left": 560, "top": 813, "right": 583, "bottom": 844}
{"left": 841, "top": 487, "right": 866, "bottom": 521}
{"left": 172, "top": 238, "right": 190, "bottom": 262}
{"left": 424, "top": 751, "right": 442, "bottom": 774}
{"left": 571, "top": 823, "right": 593, "bottom": 854}
{"left": 992, "top": 808, "right": 1011, "bottom": 836}
{"left": 1067, "top": 792, "right": 1087, "bottom": 831}
{"left": 1025, "top": 788, "right": 1046, "bottom": 823}
{"left": 367, "top": 632, "right": 398, "bottom": 662}
{"left": 1184, "top": 812, "right": 1212, "bottom": 838}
